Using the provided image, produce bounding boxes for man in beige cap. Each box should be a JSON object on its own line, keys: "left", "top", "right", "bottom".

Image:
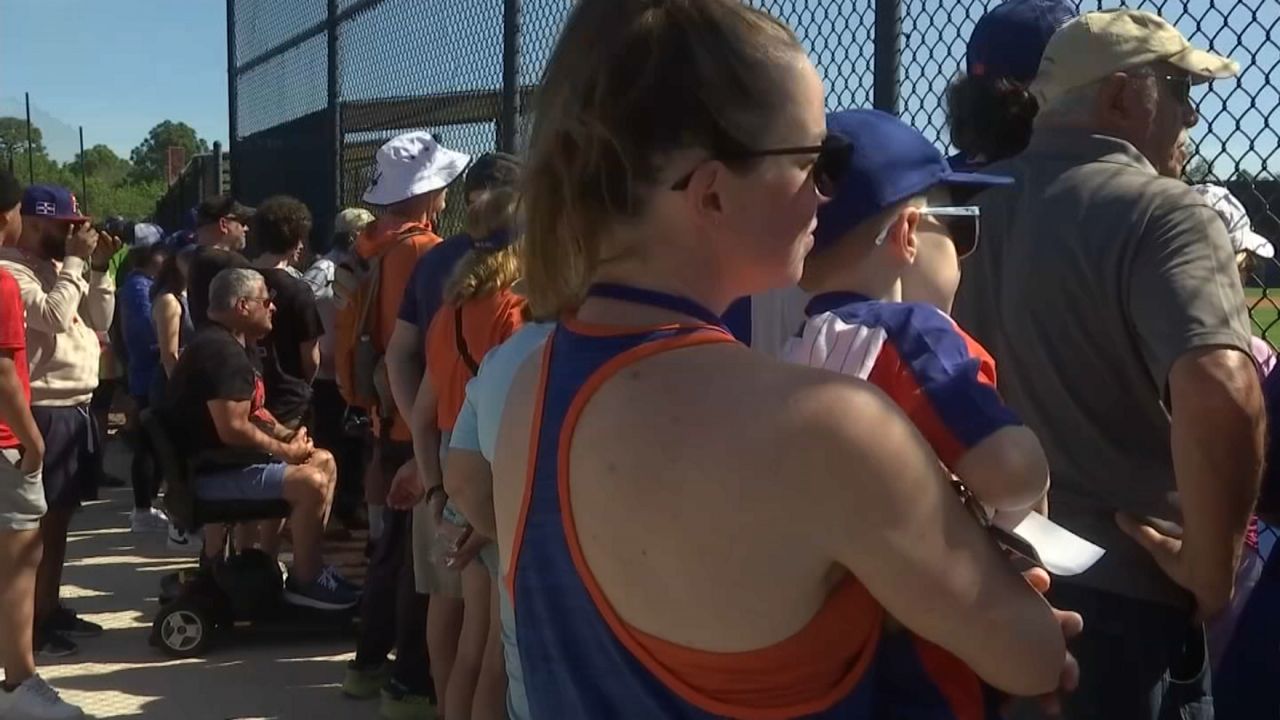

{"left": 953, "top": 9, "right": 1264, "bottom": 718}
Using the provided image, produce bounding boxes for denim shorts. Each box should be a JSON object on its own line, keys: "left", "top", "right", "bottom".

{"left": 194, "top": 462, "right": 288, "bottom": 501}
{"left": 0, "top": 447, "right": 46, "bottom": 531}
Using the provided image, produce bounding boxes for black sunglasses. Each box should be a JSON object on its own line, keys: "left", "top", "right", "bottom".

{"left": 670, "top": 134, "right": 852, "bottom": 197}
{"left": 1150, "top": 73, "right": 1193, "bottom": 104}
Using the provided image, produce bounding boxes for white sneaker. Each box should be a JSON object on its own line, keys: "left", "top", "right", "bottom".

{"left": 130, "top": 508, "right": 170, "bottom": 533}
{"left": 167, "top": 524, "right": 201, "bottom": 553}
{"left": 0, "top": 675, "right": 84, "bottom": 719}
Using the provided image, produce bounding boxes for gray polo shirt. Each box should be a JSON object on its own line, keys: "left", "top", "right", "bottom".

{"left": 953, "top": 128, "right": 1252, "bottom": 608}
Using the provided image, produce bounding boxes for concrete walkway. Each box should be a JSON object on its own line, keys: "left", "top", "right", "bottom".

{"left": 35, "top": 447, "right": 385, "bottom": 719}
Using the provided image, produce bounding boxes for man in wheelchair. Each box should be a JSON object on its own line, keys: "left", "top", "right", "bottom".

{"left": 158, "top": 268, "right": 358, "bottom": 610}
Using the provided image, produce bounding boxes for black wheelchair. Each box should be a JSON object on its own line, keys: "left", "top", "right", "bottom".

{"left": 142, "top": 410, "right": 358, "bottom": 658}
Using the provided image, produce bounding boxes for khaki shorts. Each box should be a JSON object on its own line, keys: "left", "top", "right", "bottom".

{"left": 0, "top": 447, "right": 47, "bottom": 531}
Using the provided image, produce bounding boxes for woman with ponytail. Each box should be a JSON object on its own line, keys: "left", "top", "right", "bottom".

{"left": 482, "top": 0, "right": 1076, "bottom": 717}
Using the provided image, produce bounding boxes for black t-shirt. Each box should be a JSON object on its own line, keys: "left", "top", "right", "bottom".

{"left": 257, "top": 268, "right": 324, "bottom": 424}
{"left": 189, "top": 246, "right": 251, "bottom": 328}
{"left": 161, "top": 323, "right": 268, "bottom": 461}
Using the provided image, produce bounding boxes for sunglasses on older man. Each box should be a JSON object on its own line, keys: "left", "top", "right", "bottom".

{"left": 670, "top": 134, "right": 852, "bottom": 197}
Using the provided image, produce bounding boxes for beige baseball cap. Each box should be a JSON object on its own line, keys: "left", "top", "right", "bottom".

{"left": 1031, "top": 9, "right": 1239, "bottom": 107}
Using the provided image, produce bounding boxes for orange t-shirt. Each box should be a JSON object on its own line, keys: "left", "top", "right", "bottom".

{"left": 425, "top": 288, "right": 527, "bottom": 431}
{"left": 354, "top": 218, "right": 442, "bottom": 441}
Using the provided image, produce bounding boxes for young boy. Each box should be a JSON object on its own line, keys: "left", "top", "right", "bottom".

{"left": 0, "top": 170, "right": 83, "bottom": 719}
{"left": 789, "top": 108, "right": 1049, "bottom": 523}
{"left": 785, "top": 109, "right": 1053, "bottom": 719}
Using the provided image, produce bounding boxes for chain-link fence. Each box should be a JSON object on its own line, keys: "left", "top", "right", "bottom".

{"left": 229, "top": 0, "right": 1280, "bottom": 554}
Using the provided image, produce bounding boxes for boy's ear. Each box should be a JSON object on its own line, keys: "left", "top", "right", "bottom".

{"left": 887, "top": 207, "right": 922, "bottom": 263}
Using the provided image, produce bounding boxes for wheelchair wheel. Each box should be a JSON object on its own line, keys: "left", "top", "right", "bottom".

{"left": 153, "top": 599, "right": 213, "bottom": 658}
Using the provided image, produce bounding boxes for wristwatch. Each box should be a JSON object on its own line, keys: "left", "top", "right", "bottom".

{"left": 425, "top": 485, "right": 447, "bottom": 504}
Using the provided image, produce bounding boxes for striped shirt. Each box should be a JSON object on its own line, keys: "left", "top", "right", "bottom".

{"left": 784, "top": 291, "right": 1019, "bottom": 468}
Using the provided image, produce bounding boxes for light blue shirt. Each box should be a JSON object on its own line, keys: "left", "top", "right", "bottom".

{"left": 450, "top": 322, "right": 554, "bottom": 460}
{"left": 447, "top": 321, "right": 550, "bottom": 720}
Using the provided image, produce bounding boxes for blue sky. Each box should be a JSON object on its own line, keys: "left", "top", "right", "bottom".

{"left": 0, "top": 0, "right": 1272, "bottom": 182}
{"left": 0, "top": 0, "right": 230, "bottom": 163}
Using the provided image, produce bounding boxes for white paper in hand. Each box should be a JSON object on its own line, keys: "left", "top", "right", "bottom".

{"left": 1009, "top": 512, "right": 1105, "bottom": 576}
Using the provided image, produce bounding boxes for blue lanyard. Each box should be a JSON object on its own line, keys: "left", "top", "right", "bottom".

{"left": 586, "top": 283, "right": 729, "bottom": 331}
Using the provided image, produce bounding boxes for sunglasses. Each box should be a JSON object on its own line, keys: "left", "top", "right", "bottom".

{"left": 1138, "top": 72, "right": 1193, "bottom": 105}
{"left": 875, "top": 205, "right": 981, "bottom": 258}
{"left": 670, "top": 134, "right": 852, "bottom": 197}
{"left": 243, "top": 289, "right": 276, "bottom": 308}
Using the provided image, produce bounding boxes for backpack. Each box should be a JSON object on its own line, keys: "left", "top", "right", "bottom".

{"left": 332, "top": 226, "right": 424, "bottom": 413}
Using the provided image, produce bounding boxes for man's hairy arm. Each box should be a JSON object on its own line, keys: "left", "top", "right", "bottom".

{"left": 208, "top": 398, "right": 295, "bottom": 458}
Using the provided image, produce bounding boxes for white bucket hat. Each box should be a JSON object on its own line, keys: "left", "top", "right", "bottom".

{"left": 363, "top": 132, "right": 472, "bottom": 206}
{"left": 1191, "top": 184, "right": 1275, "bottom": 259}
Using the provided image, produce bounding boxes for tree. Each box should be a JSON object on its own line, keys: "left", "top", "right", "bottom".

{"left": 129, "top": 120, "right": 209, "bottom": 183}
{"left": 68, "top": 144, "right": 132, "bottom": 186}
{"left": 0, "top": 116, "right": 47, "bottom": 160}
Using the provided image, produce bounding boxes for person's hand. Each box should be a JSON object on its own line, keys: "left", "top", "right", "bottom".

{"left": 1116, "top": 512, "right": 1192, "bottom": 594}
{"left": 90, "top": 231, "right": 122, "bottom": 268}
{"left": 444, "top": 526, "right": 485, "bottom": 570}
{"left": 1005, "top": 567, "right": 1083, "bottom": 717}
{"left": 387, "top": 460, "right": 425, "bottom": 510}
{"left": 280, "top": 430, "right": 313, "bottom": 464}
{"left": 1027, "top": 608, "right": 1082, "bottom": 717}
{"left": 66, "top": 223, "right": 99, "bottom": 260}
{"left": 18, "top": 439, "right": 44, "bottom": 475}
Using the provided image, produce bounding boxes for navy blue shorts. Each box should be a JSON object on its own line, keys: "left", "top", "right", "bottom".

{"left": 195, "top": 462, "right": 289, "bottom": 501}
{"left": 32, "top": 404, "right": 100, "bottom": 510}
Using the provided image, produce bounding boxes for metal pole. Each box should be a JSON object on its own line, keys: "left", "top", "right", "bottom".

{"left": 226, "top": 0, "right": 239, "bottom": 198}
{"left": 499, "top": 0, "right": 521, "bottom": 152}
{"left": 872, "top": 0, "right": 902, "bottom": 115}
{"left": 24, "top": 93, "right": 34, "bottom": 183}
{"left": 327, "top": 0, "right": 341, "bottom": 222}
{"left": 79, "top": 126, "right": 88, "bottom": 211}
{"left": 213, "top": 140, "right": 224, "bottom": 195}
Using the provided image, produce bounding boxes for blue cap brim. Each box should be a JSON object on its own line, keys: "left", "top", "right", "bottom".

{"left": 939, "top": 170, "right": 1015, "bottom": 188}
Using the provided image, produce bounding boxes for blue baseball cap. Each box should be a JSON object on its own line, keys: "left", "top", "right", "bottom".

{"left": 813, "top": 110, "right": 1012, "bottom": 253}
{"left": 20, "top": 184, "right": 89, "bottom": 222}
{"left": 966, "top": 0, "right": 1077, "bottom": 83}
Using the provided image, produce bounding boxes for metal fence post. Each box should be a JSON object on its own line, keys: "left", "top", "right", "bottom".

{"left": 226, "top": 0, "right": 239, "bottom": 198}
{"left": 872, "top": 0, "right": 902, "bottom": 116}
{"left": 499, "top": 0, "right": 521, "bottom": 153}
{"left": 327, "top": 0, "right": 342, "bottom": 220}
{"left": 213, "top": 140, "right": 224, "bottom": 195}
{"left": 24, "top": 93, "right": 33, "bottom": 183}
{"left": 78, "top": 126, "right": 87, "bottom": 211}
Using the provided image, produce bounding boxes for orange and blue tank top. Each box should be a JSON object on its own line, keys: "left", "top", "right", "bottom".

{"left": 506, "top": 283, "right": 891, "bottom": 719}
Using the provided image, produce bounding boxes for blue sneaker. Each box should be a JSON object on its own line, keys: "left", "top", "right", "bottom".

{"left": 322, "top": 564, "right": 362, "bottom": 594}
{"left": 283, "top": 570, "right": 360, "bottom": 610}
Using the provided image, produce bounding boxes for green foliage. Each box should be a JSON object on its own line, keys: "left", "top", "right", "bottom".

{"left": 129, "top": 120, "right": 209, "bottom": 183}
{"left": 3, "top": 117, "right": 205, "bottom": 222}
{"left": 0, "top": 116, "right": 45, "bottom": 159}
{"left": 68, "top": 145, "right": 131, "bottom": 186}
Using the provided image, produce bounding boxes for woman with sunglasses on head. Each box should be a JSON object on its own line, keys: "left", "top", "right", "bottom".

{"left": 492, "top": 1, "right": 1073, "bottom": 718}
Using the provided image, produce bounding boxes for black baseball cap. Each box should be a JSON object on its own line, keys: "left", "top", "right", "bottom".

{"left": 463, "top": 153, "right": 521, "bottom": 198}
{"left": 0, "top": 169, "right": 21, "bottom": 212}
{"left": 196, "top": 195, "right": 255, "bottom": 226}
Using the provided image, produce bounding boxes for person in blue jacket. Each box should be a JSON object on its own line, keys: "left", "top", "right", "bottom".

{"left": 119, "top": 242, "right": 171, "bottom": 533}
